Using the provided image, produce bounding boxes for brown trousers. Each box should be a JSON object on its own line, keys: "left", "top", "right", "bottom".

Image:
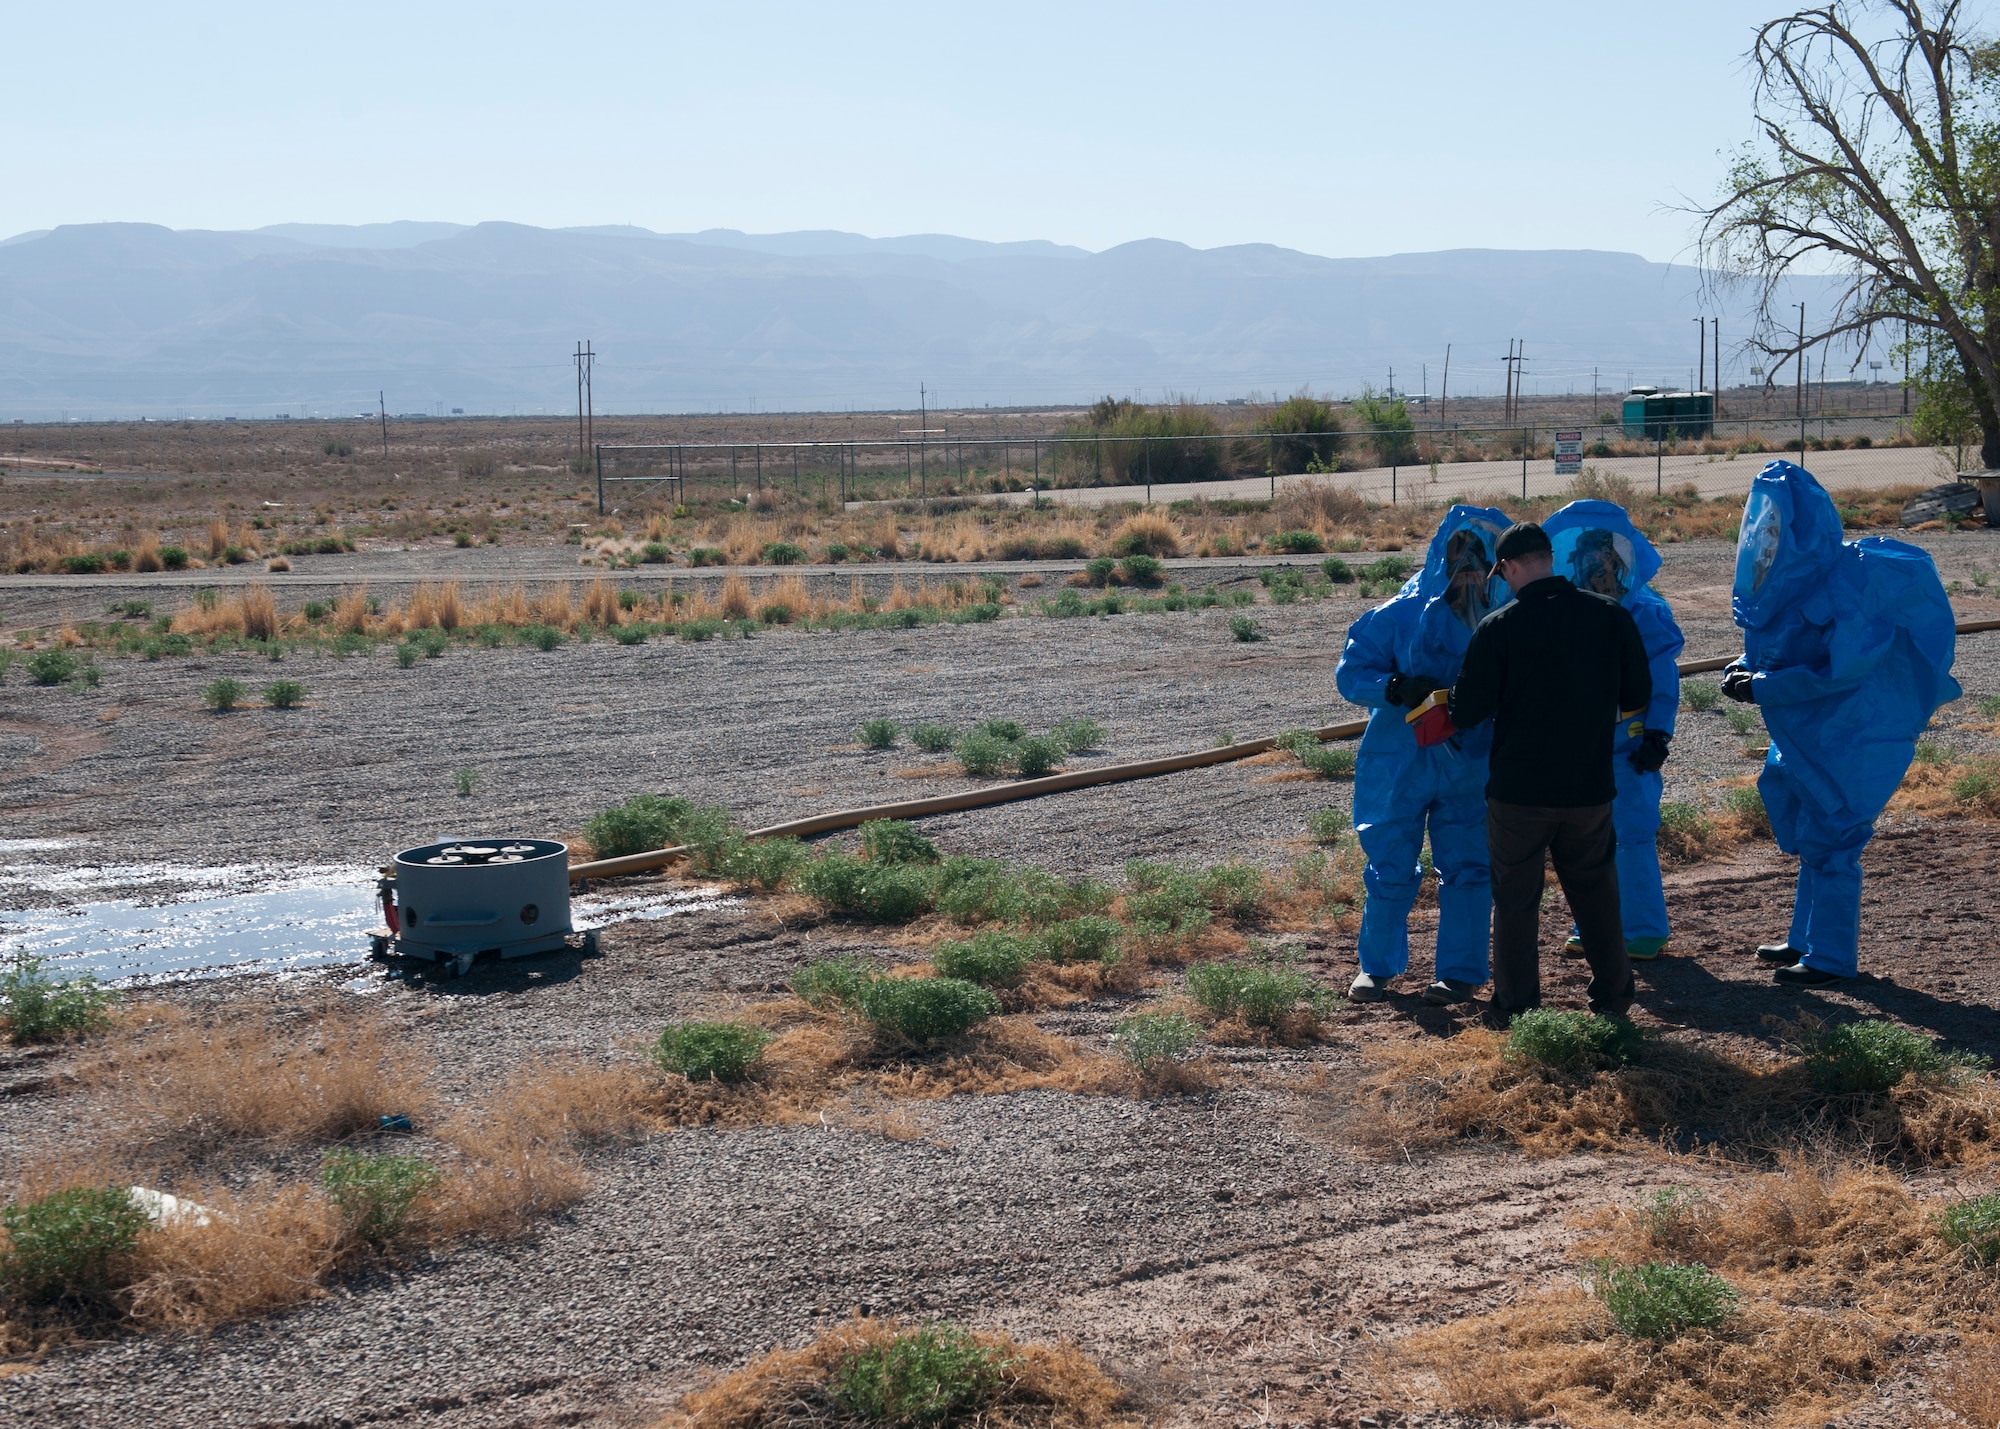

{"left": 1487, "top": 799, "right": 1634, "bottom": 1016}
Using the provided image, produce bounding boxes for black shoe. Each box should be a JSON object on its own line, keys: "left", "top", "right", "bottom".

{"left": 1756, "top": 943, "right": 1800, "bottom": 965}
{"left": 1773, "top": 961, "right": 1848, "bottom": 987}
{"left": 1422, "top": 978, "right": 1478, "bottom": 1006}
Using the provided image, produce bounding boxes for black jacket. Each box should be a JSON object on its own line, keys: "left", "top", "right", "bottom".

{"left": 1447, "top": 575, "right": 1652, "bottom": 807}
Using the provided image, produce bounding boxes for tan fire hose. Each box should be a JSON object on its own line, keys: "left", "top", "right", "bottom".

{"left": 566, "top": 615, "right": 2000, "bottom": 884}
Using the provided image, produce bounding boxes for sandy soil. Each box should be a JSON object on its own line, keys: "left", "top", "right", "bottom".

{"left": 1, "top": 535, "right": 1998, "bottom": 1427}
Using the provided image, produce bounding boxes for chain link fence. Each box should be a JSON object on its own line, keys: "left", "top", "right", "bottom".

{"left": 594, "top": 413, "right": 1960, "bottom": 513}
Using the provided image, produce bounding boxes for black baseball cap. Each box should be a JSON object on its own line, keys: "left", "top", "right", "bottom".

{"left": 1492, "top": 521, "right": 1553, "bottom": 563}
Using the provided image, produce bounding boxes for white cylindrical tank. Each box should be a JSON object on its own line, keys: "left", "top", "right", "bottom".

{"left": 390, "top": 838, "right": 572, "bottom": 967}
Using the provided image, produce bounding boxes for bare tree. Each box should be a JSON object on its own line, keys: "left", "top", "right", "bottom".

{"left": 1701, "top": 1, "right": 2000, "bottom": 466}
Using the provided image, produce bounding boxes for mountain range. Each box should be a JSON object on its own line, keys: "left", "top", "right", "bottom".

{"left": 0, "top": 222, "right": 1836, "bottom": 418}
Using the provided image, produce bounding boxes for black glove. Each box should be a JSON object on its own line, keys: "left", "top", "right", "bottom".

{"left": 1385, "top": 673, "right": 1444, "bottom": 710}
{"left": 1628, "top": 728, "right": 1671, "bottom": 774}
{"left": 1720, "top": 664, "right": 1757, "bottom": 704}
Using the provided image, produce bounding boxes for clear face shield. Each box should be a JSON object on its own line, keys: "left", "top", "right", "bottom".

{"left": 1735, "top": 490, "right": 1783, "bottom": 598}
{"left": 1555, "top": 527, "right": 1635, "bottom": 600}
{"left": 1441, "top": 522, "right": 1508, "bottom": 629}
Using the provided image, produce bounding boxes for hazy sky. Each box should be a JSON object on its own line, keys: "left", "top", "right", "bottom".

{"left": 9, "top": 1, "right": 1792, "bottom": 260}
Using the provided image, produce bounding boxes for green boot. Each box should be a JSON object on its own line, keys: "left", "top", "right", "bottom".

{"left": 1625, "top": 936, "right": 1670, "bottom": 961}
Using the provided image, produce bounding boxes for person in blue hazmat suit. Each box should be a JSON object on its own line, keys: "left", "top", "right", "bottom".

{"left": 1335, "top": 504, "right": 1514, "bottom": 1005}
{"left": 1542, "top": 501, "right": 1685, "bottom": 961}
{"left": 1723, "top": 460, "right": 1960, "bottom": 985}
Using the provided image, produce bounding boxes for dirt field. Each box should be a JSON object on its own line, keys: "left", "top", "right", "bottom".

{"left": 2, "top": 534, "right": 1999, "bottom": 1427}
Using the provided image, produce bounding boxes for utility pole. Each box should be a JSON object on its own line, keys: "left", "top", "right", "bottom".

{"left": 919, "top": 382, "right": 927, "bottom": 495}
{"left": 1694, "top": 316, "right": 1705, "bottom": 392}
{"left": 378, "top": 390, "right": 387, "bottom": 459}
{"left": 1712, "top": 318, "right": 1722, "bottom": 415}
{"left": 575, "top": 341, "right": 590, "bottom": 472}
{"left": 1796, "top": 304, "right": 1807, "bottom": 463}
{"left": 1440, "top": 344, "right": 1450, "bottom": 427}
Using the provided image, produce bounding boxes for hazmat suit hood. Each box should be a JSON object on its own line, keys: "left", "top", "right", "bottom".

{"left": 1414, "top": 504, "right": 1513, "bottom": 631}
{"left": 1732, "top": 460, "right": 1844, "bottom": 630}
{"left": 1543, "top": 499, "right": 1661, "bottom": 606}
{"left": 1731, "top": 459, "right": 1962, "bottom": 824}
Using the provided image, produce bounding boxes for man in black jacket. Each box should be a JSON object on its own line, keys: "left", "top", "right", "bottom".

{"left": 1443, "top": 522, "right": 1653, "bottom": 1016}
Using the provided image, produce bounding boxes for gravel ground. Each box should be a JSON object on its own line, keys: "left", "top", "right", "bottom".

{"left": 3, "top": 534, "right": 1999, "bottom": 1427}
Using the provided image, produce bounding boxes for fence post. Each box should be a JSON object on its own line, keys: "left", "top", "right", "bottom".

{"left": 595, "top": 444, "right": 603, "bottom": 514}
{"left": 1144, "top": 436, "right": 1152, "bottom": 505}
{"left": 1656, "top": 433, "right": 1663, "bottom": 495}
{"left": 756, "top": 443, "right": 762, "bottom": 492}
{"left": 1521, "top": 426, "right": 1528, "bottom": 499}
{"left": 1034, "top": 439, "right": 1039, "bottom": 486}
{"left": 1391, "top": 465, "right": 1397, "bottom": 504}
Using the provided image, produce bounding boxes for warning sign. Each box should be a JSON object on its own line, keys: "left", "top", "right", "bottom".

{"left": 1554, "top": 429, "right": 1583, "bottom": 477}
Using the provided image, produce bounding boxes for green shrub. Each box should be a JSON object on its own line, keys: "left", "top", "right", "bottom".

{"left": 0, "top": 954, "right": 115, "bottom": 1044}
{"left": 1121, "top": 861, "right": 1214, "bottom": 938}
{"left": 1118, "top": 553, "right": 1163, "bottom": 584}
{"left": 0, "top": 1186, "right": 147, "bottom": 1311}
{"left": 679, "top": 618, "right": 723, "bottom": 641}
{"left": 1202, "top": 861, "right": 1267, "bottom": 919}
{"left": 1588, "top": 1260, "right": 1738, "bottom": 1340}
{"left": 859, "top": 819, "right": 939, "bottom": 865}
{"left": 1978, "top": 694, "right": 2000, "bottom": 718}
{"left": 1792, "top": 1018, "right": 1988, "bottom": 1095}
{"left": 689, "top": 547, "right": 726, "bottom": 566}
{"left": 1320, "top": 556, "right": 1354, "bottom": 583}
{"left": 1185, "top": 954, "right": 1328, "bottom": 1026}
{"left": 762, "top": 541, "right": 806, "bottom": 565}
{"left": 26, "top": 650, "right": 78, "bottom": 686}
{"left": 640, "top": 542, "right": 669, "bottom": 564}
{"left": 522, "top": 624, "right": 564, "bottom": 651}
{"left": 1043, "top": 589, "right": 1088, "bottom": 618}
{"left": 1725, "top": 705, "right": 1759, "bottom": 736}
{"left": 1720, "top": 785, "right": 1770, "bottom": 835}
{"left": 859, "top": 718, "right": 899, "bottom": 749}
{"left": 1682, "top": 680, "right": 1721, "bottom": 713}
{"left": 319, "top": 1150, "right": 444, "bottom": 1246}
{"left": 1914, "top": 739, "right": 1949, "bottom": 766}
{"left": 911, "top": 722, "right": 958, "bottom": 753}
{"left": 832, "top": 1323, "right": 1008, "bottom": 1427}
{"left": 1306, "top": 808, "right": 1347, "bottom": 845}
{"left": 160, "top": 545, "right": 189, "bottom": 570}
{"left": 723, "top": 836, "right": 803, "bottom": 889}
{"left": 261, "top": 679, "right": 306, "bottom": 709}
{"left": 857, "top": 976, "right": 1000, "bottom": 1041}
{"left": 453, "top": 768, "right": 479, "bottom": 798}
{"left": 202, "top": 677, "right": 247, "bottom": 711}
{"left": 1228, "top": 614, "right": 1262, "bottom": 642}
{"left": 955, "top": 732, "right": 1012, "bottom": 777}
{"left": 976, "top": 719, "right": 1025, "bottom": 742}
{"left": 1049, "top": 717, "right": 1105, "bottom": 753}
{"left": 1505, "top": 1009, "right": 1640, "bottom": 1073}
{"left": 1268, "top": 529, "right": 1325, "bottom": 554}
{"left": 932, "top": 932, "right": 1040, "bottom": 985}
{"left": 584, "top": 793, "right": 696, "bottom": 859}
{"left": 395, "top": 642, "right": 420, "bottom": 668}
{"left": 1012, "top": 735, "right": 1064, "bottom": 778}
{"left": 1083, "top": 556, "right": 1116, "bottom": 586}
{"left": 1363, "top": 555, "right": 1413, "bottom": 584}
{"left": 618, "top": 588, "right": 644, "bottom": 610}
{"left": 1116, "top": 1009, "right": 1200, "bottom": 1069}
{"left": 1038, "top": 915, "right": 1121, "bottom": 964}
{"left": 825, "top": 542, "right": 851, "bottom": 562}
{"left": 791, "top": 954, "right": 874, "bottom": 1010}
{"left": 793, "top": 851, "right": 935, "bottom": 921}
{"left": 651, "top": 1021, "right": 772, "bottom": 1083}
{"left": 1953, "top": 767, "right": 2000, "bottom": 804}
{"left": 1939, "top": 1193, "right": 2000, "bottom": 1266}
{"left": 612, "top": 623, "right": 649, "bottom": 645}
{"left": 413, "top": 627, "right": 449, "bottom": 658}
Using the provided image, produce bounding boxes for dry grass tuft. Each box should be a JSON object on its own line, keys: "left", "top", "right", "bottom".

{"left": 1933, "top": 1336, "right": 2000, "bottom": 1428}
{"left": 1347, "top": 1024, "right": 2000, "bottom": 1165}
{"left": 238, "top": 583, "right": 278, "bottom": 641}
{"left": 654, "top": 1316, "right": 1136, "bottom": 1429}
{"left": 1106, "top": 510, "right": 1183, "bottom": 557}
{"left": 94, "top": 1003, "right": 425, "bottom": 1149}
{"left": 582, "top": 576, "right": 620, "bottom": 627}
{"left": 123, "top": 1181, "right": 341, "bottom": 1332}
{"left": 719, "top": 572, "right": 754, "bottom": 620}
{"left": 1401, "top": 1160, "right": 2000, "bottom": 1429}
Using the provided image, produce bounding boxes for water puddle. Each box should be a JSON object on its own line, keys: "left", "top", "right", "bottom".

{"left": 0, "top": 848, "right": 736, "bottom": 986}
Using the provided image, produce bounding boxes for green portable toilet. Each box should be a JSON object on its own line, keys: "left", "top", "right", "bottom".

{"left": 1622, "top": 387, "right": 1658, "bottom": 438}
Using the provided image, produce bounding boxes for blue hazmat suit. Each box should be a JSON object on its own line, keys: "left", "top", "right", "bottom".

{"left": 1542, "top": 500, "right": 1685, "bottom": 946}
{"left": 1731, "top": 461, "right": 1961, "bottom": 977}
{"left": 1335, "top": 505, "right": 1514, "bottom": 986}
